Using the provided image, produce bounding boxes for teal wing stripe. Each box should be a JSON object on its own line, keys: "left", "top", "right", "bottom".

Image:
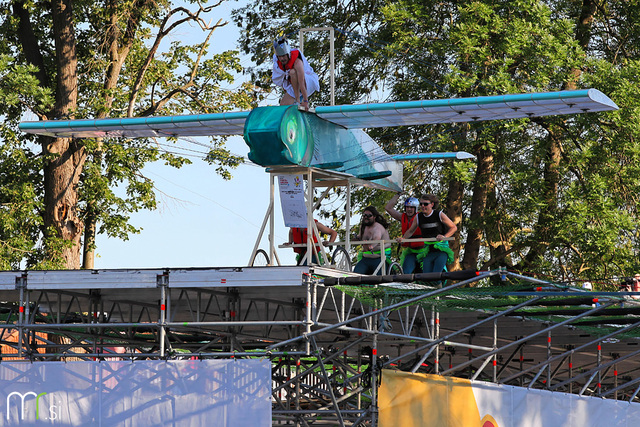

{"left": 392, "top": 152, "right": 476, "bottom": 161}
{"left": 19, "top": 89, "right": 618, "bottom": 137}
{"left": 315, "top": 89, "right": 618, "bottom": 128}
{"left": 19, "top": 111, "right": 251, "bottom": 138}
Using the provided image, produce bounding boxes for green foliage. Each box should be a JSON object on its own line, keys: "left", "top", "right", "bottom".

{"left": 0, "top": 1, "right": 259, "bottom": 268}
{"left": 0, "top": 54, "right": 60, "bottom": 269}
{"left": 235, "top": 0, "right": 640, "bottom": 285}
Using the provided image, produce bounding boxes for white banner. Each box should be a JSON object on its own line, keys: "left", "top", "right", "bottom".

{"left": 472, "top": 379, "right": 640, "bottom": 427}
{"left": 0, "top": 359, "right": 271, "bottom": 426}
{"left": 278, "top": 174, "right": 307, "bottom": 228}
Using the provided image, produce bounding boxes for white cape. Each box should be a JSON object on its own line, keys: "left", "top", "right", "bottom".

{"left": 272, "top": 50, "right": 320, "bottom": 100}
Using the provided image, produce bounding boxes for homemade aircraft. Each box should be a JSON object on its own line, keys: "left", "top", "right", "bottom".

{"left": 19, "top": 89, "right": 618, "bottom": 194}
{"left": 19, "top": 89, "right": 619, "bottom": 268}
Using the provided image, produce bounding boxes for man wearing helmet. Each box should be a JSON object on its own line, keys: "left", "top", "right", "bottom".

{"left": 272, "top": 36, "right": 320, "bottom": 111}
{"left": 386, "top": 193, "right": 424, "bottom": 274}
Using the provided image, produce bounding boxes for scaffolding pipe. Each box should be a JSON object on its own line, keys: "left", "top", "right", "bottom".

{"left": 440, "top": 301, "right": 617, "bottom": 376}
{"left": 267, "top": 272, "right": 491, "bottom": 350}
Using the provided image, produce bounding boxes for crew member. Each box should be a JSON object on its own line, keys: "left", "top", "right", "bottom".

{"left": 402, "top": 194, "right": 456, "bottom": 274}
{"left": 288, "top": 220, "right": 337, "bottom": 265}
{"left": 272, "top": 36, "right": 320, "bottom": 111}
{"left": 353, "top": 206, "right": 391, "bottom": 275}
{"left": 385, "top": 193, "right": 424, "bottom": 274}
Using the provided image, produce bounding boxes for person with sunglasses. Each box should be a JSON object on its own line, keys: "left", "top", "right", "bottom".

{"left": 385, "top": 193, "right": 424, "bottom": 274}
{"left": 401, "top": 194, "right": 457, "bottom": 274}
{"left": 353, "top": 206, "right": 391, "bottom": 275}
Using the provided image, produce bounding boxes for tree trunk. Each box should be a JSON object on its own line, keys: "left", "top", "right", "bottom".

{"left": 12, "top": 0, "right": 50, "bottom": 88}
{"left": 461, "top": 143, "right": 494, "bottom": 270}
{"left": 484, "top": 185, "right": 513, "bottom": 270}
{"left": 520, "top": 131, "right": 562, "bottom": 270}
{"left": 82, "top": 0, "right": 149, "bottom": 268}
{"left": 43, "top": 137, "right": 85, "bottom": 269}
{"left": 567, "top": 0, "right": 597, "bottom": 89}
{"left": 43, "top": 0, "right": 83, "bottom": 269}
{"left": 518, "top": 0, "right": 596, "bottom": 270}
{"left": 82, "top": 207, "right": 97, "bottom": 269}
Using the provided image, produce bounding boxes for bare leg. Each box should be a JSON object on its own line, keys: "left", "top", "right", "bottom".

{"left": 291, "top": 59, "right": 309, "bottom": 111}
{"left": 288, "top": 67, "right": 301, "bottom": 103}
{"left": 280, "top": 93, "right": 296, "bottom": 105}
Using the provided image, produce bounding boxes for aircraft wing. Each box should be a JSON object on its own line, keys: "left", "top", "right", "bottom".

{"left": 18, "top": 111, "right": 251, "bottom": 138}
{"left": 18, "top": 89, "right": 617, "bottom": 139}
{"left": 315, "top": 89, "right": 618, "bottom": 128}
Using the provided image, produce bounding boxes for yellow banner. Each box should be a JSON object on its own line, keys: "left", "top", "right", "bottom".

{"left": 379, "top": 370, "right": 497, "bottom": 427}
{"left": 379, "top": 369, "right": 640, "bottom": 426}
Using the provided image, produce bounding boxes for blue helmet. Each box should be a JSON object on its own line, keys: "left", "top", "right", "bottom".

{"left": 273, "top": 37, "right": 291, "bottom": 56}
{"left": 404, "top": 197, "right": 419, "bottom": 209}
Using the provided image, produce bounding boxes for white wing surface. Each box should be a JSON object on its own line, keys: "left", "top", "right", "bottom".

{"left": 18, "top": 89, "right": 618, "bottom": 139}
{"left": 315, "top": 89, "right": 618, "bottom": 128}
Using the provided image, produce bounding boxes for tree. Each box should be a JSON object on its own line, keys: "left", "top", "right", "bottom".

{"left": 234, "top": 0, "right": 640, "bottom": 284}
{"left": 0, "top": 0, "right": 257, "bottom": 269}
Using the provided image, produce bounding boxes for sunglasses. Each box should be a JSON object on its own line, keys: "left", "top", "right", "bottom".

{"left": 420, "top": 202, "right": 432, "bottom": 206}
{"left": 362, "top": 213, "right": 374, "bottom": 218}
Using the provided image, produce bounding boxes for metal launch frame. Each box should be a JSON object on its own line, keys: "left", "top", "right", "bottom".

{"left": 249, "top": 165, "right": 397, "bottom": 268}
{"left": 1, "top": 266, "right": 640, "bottom": 426}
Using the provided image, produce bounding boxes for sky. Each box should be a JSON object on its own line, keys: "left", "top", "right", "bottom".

{"left": 94, "top": 1, "right": 300, "bottom": 269}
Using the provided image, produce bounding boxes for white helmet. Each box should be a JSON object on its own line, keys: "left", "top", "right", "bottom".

{"left": 404, "top": 197, "right": 419, "bottom": 209}
{"left": 274, "top": 37, "right": 291, "bottom": 56}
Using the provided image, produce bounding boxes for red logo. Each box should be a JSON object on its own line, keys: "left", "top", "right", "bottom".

{"left": 481, "top": 415, "right": 499, "bottom": 427}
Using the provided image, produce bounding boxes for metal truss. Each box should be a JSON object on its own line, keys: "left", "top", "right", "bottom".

{"left": 1, "top": 267, "right": 640, "bottom": 425}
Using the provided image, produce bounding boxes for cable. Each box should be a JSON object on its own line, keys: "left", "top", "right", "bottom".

{"left": 143, "top": 167, "right": 288, "bottom": 242}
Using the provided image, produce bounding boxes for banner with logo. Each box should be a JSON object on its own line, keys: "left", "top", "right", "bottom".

{"left": 278, "top": 174, "right": 307, "bottom": 228}
{"left": 0, "top": 359, "right": 271, "bottom": 426}
{"left": 379, "top": 370, "right": 640, "bottom": 427}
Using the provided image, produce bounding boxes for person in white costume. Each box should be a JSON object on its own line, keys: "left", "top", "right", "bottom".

{"left": 272, "top": 36, "right": 320, "bottom": 111}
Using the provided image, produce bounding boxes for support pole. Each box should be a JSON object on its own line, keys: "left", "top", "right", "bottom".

{"left": 304, "top": 273, "right": 313, "bottom": 356}
{"left": 17, "top": 275, "right": 26, "bottom": 359}
{"left": 311, "top": 337, "right": 345, "bottom": 425}
{"left": 493, "top": 318, "right": 498, "bottom": 382}
{"left": 307, "top": 169, "right": 314, "bottom": 264}
{"left": 569, "top": 354, "right": 573, "bottom": 394}
{"left": 371, "top": 312, "right": 379, "bottom": 427}
{"left": 547, "top": 328, "right": 552, "bottom": 388}
{"left": 435, "top": 309, "right": 440, "bottom": 374}
{"left": 269, "top": 173, "right": 276, "bottom": 264}
{"left": 597, "top": 341, "right": 602, "bottom": 397}
{"left": 299, "top": 27, "right": 335, "bottom": 106}
{"left": 158, "top": 273, "right": 168, "bottom": 358}
{"left": 346, "top": 184, "right": 351, "bottom": 254}
{"left": 629, "top": 382, "right": 640, "bottom": 403}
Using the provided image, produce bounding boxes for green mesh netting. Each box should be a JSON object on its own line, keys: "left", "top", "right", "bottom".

{"left": 336, "top": 279, "right": 640, "bottom": 340}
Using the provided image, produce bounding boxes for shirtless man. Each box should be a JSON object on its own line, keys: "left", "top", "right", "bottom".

{"left": 353, "top": 206, "right": 391, "bottom": 275}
